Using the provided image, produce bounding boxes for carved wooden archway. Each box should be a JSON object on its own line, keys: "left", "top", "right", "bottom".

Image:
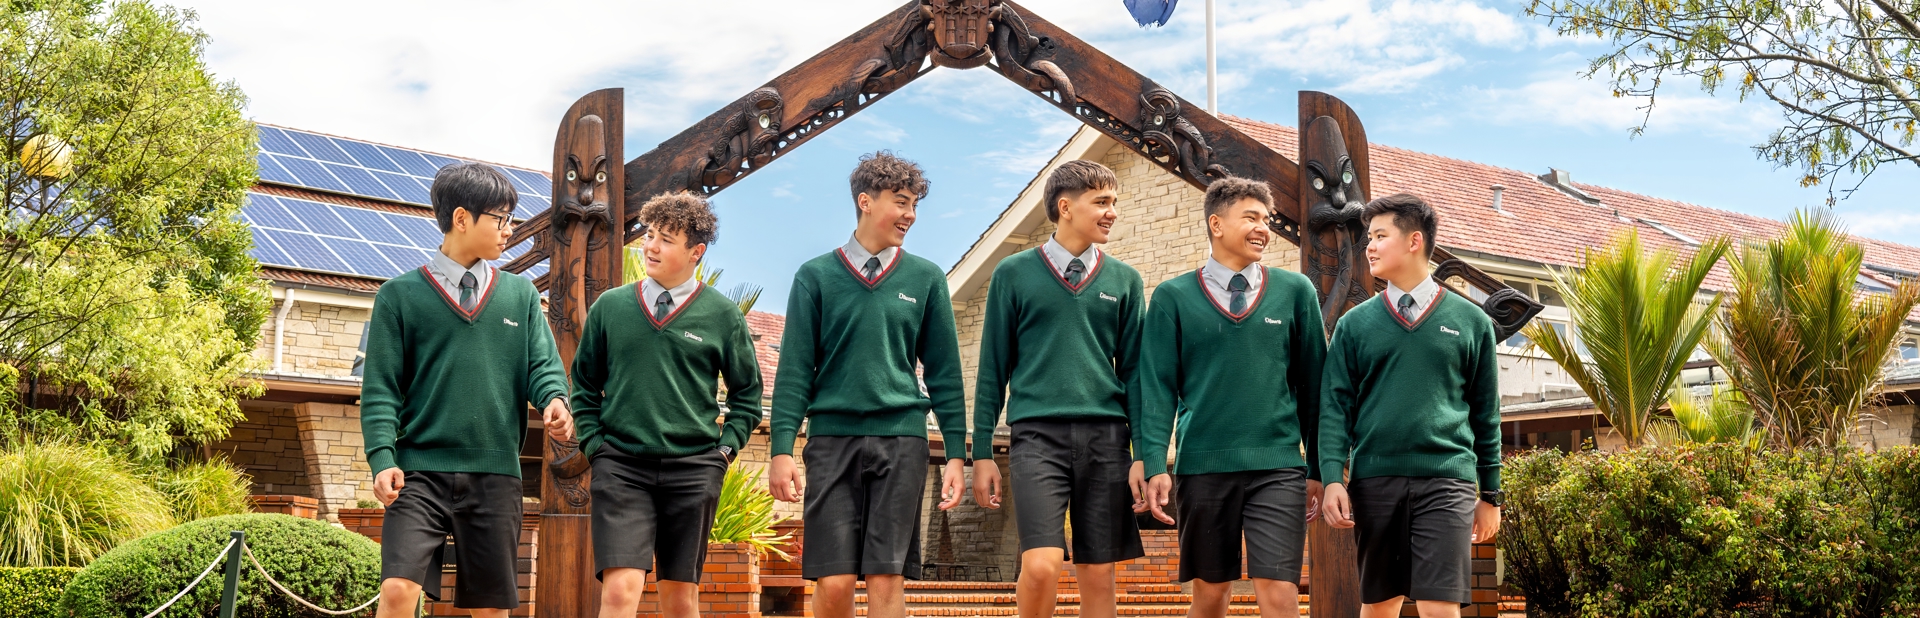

{"left": 507, "top": 2, "right": 1544, "bottom": 615}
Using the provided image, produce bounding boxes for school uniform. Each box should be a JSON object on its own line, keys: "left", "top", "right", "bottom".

{"left": 570, "top": 277, "right": 763, "bottom": 582}
{"left": 360, "top": 252, "right": 569, "bottom": 609}
{"left": 1318, "top": 278, "right": 1502, "bottom": 605}
{"left": 1131, "top": 258, "right": 1326, "bottom": 583}
{"left": 973, "top": 238, "right": 1145, "bottom": 564}
{"left": 769, "top": 237, "right": 969, "bottom": 580}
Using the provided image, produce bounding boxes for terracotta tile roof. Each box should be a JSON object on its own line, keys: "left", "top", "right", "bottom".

{"left": 1221, "top": 114, "right": 1920, "bottom": 321}
{"left": 1221, "top": 114, "right": 1920, "bottom": 279}
{"left": 744, "top": 310, "right": 786, "bottom": 399}
{"left": 260, "top": 267, "right": 383, "bottom": 293}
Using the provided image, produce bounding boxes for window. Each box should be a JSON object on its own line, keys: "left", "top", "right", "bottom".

{"left": 1902, "top": 337, "right": 1918, "bottom": 362}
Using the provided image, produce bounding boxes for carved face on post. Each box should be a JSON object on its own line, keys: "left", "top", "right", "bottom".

{"left": 1302, "top": 115, "right": 1363, "bottom": 232}
{"left": 556, "top": 113, "right": 611, "bottom": 235}
{"left": 923, "top": 0, "right": 996, "bottom": 68}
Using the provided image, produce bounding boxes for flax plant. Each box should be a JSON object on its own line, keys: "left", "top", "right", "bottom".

{"left": 1707, "top": 209, "right": 1920, "bottom": 448}
{"left": 1524, "top": 230, "right": 1730, "bottom": 447}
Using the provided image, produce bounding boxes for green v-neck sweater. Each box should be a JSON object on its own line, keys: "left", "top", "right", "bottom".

{"left": 1317, "top": 290, "right": 1503, "bottom": 491}
{"left": 569, "top": 281, "right": 764, "bottom": 459}
{"left": 1130, "top": 267, "right": 1326, "bottom": 477}
{"left": 972, "top": 248, "right": 1144, "bottom": 460}
{"left": 360, "top": 268, "right": 570, "bottom": 477}
{"left": 770, "top": 249, "right": 968, "bottom": 459}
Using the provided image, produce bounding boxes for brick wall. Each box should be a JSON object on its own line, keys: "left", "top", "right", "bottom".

{"left": 212, "top": 402, "right": 310, "bottom": 497}
{"left": 1115, "top": 530, "right": 1179, "bottom": 583}
{"left": 628, "top": 543, "right": 762, "bottom": 618}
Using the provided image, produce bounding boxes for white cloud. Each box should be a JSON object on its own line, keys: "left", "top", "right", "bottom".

{"left": 1464, "top": 72, "right": 1777, "bottom": 138}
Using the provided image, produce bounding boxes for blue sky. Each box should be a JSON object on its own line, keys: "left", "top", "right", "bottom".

{"left": 182, "top": 0, "right": 1920, "bottom": 312}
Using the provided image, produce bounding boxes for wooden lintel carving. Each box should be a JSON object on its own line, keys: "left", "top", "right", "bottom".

{"left": 1432, "top": 249, "right": 1546, "bottom": 342}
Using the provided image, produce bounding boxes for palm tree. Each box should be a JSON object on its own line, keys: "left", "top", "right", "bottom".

{"left": 1524, "top": 229, "right": 1730, "bottom": 447}
{"left": 1706, "top": 210, "right": 1920, "bottom": 449}
{"left": 1651, "top": 384, "right": 1763, "bottom": 448}
{"left": 623, "top": 246, "right": 764, "bottom": 314}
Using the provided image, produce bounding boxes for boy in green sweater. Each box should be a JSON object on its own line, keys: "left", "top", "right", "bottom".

{"left": 970, "top": 160, "right": 1144, "bottom": 618}
{"left": 1130, "top": 176, "right": 1326, "bottom": 618}
{"left": 1318, "top": 194, "right": 1503, "bottom": 618}
{"left": 361, "top": 162, "right": 572, "bottom": 618}
{"left": 570, "top": 193, "right": 762, "bottom": 618}
{"left": 768, "top": 152, "right": 969, "bottom": 618}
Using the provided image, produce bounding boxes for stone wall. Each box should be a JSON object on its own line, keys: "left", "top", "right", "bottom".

{"left": 339, "top": 506, "right": 540, "bottom": 617}
{"left": 1852, "top": 403, "right": 1918, "bottom": 449}
{"left": 918, "top": 454, "right": 1020, "bottom": 581}
{"left": 255, "top": 300, "right": 369, "bottom": 378}
{"left": 212, "top": 402, "right": 310, "bottom": 497}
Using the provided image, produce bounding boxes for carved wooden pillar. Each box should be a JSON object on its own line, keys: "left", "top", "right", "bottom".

{"left": 1297, "top": 91, "right": 1369, "bottom": 618}
{"left": 538, "top": 87, "right": 625, "bottom": 618}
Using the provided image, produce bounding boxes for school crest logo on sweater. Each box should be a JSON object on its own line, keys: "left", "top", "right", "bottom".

{"left": 1098, "top": 292, "right": 1119, "bottom": 302}
{"left": 1439, "top": 326, "right": 1460, "bottom": 336}
{"left": 502, "top": 318, "right": 519, "bottom": 327}
{"left": 1264, "top": 317, "right": 1283, "bottom": 325}
{"left": 683, "top": 331, "right": 704, "bottom": 342}
{"left": 898, "top": 292, "right": 917, "bottom": 304}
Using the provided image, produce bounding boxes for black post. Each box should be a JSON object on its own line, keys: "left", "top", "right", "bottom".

{"left": 218, "top": 530, "right": 244, "bottom": 618}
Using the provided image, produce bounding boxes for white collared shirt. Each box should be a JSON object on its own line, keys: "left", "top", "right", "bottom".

{"left": 1040, "top": 235, "right": 1101, "bottom": 279}
{"left": 1385, "top": 276, "right": 1443, "bottom": 322}
{"left": 1201, "top": 255, "right": 1265, "bottom": 310}
{"left": 640, "top": 276, "right": 701, "bottom": 315}
{"left": 427, "top": 250, "right": 492, "bottom": 301}
{"left": 840, "top": 234, "right": 900, "bottom": 275}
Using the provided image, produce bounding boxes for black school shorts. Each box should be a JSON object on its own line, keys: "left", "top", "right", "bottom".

{"left": 379, "top": 470, "right": 523, "bottom": 609}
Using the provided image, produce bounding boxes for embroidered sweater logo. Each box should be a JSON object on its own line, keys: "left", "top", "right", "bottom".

{"left": 683, "top": 331, "right": 704, "bottom": 342}
{"left": 1440, "top": 326, "right": 1460, "bottom": 336}
{"left": 1098, "top": 292, "right": 1119, "bottom": 302}
{"left": 1264, "top": 317, "right": 1283, "bottom": 325}
{"left": 898, "top": 292, "right": 917, "bottom": 304}
{"left": 502, "top": 318, "right": 519, "bottom": 327}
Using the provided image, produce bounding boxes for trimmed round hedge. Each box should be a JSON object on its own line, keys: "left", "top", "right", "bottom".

{"left": 0, "top": 567, "right": 79, "bottom": 618}
{"left": 61, "top": 513, "right": 380, "bottom": 617}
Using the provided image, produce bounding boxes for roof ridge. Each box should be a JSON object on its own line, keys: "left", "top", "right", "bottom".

{"left": 258, "top": 122, "right": 550, "bottom": 176}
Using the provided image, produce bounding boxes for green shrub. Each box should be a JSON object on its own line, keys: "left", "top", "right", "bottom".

{"left": 153, "top": 457, "right": 253, "bottom": 522}
{"left": 1501, "top": 445, "right": 1920, "bottom": 617}
{"left": 710, "top": 466, "right": 790, "bottom": 559}
{"left": 0, "top": 441, "right": 174, "bottom": 567}
{"left": 0, "top": 567, "right": 79, "bottom": 618}
{"left": 61, "top": 513, "right": 380, "bottom": 618}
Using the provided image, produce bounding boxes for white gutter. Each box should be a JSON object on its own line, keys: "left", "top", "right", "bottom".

{"left": 273, "top": 288, "right": 297, "bottom": 372}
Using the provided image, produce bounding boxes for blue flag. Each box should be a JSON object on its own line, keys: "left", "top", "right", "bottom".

{"left": 1124, "top": 0, "right": 1179, "bottom": 27}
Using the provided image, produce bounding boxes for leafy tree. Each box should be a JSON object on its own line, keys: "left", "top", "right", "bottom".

{"left": 0, "top": 0, "right": 267, "bottom": 463}
{"left": 1523, "top": 229, "right": 1730, "bottom": 447}
{"left": 623, "top": 246, "right": 764, "bottom": 314}
{"left": 1528, "top": 0, "right": 1920, "bottom": 193}
{"left": 1707, "top": 209, "right": 1920, "bottom": 448}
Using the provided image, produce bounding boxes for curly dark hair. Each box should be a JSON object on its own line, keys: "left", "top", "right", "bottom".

{"left": 1043, "top": 160, "right": 1118, "bottom": 222}
{"left": 1362, "top": 193, "right": 1438, "bottom": 259}
{"left": 1202, "top": 176, "right": 1273, "bottom": 219}
{"left": 849, "top": 150, "right": 930, "bottom": 216}
{"left": 638, "top": 192, "right": 718, "bottom": 248}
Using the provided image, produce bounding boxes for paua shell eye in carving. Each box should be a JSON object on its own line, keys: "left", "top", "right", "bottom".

{"left": 1341, "top": 169, "right": 1354, "bottom": 185}
{"left": 595, "top": 171, "right": 607, "bottom": 183}
{"left": 1312, "top": 176, "right": 1326, "bottom": 191}
{"left": 566, "top": 169, "right": 578, "bottom": 182}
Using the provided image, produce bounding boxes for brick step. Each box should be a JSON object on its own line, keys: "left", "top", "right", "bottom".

{"left": 853, "top": 592, "right": 1295, "bottom": 605}
{"left": 1127, "top": 584, "right": 1183, "bottom": 593}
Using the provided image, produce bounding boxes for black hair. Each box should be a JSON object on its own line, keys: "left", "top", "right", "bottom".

{"left": 1362, "top": 193, "right": 1438, "bottom": 259}
{"left": 1202, "top": 176, "right": 1273, "bottom": 219}
{"left": 1043, "top": 160, "right": 1119, "bottom": 222}
{"left": 430, "top": 162, "right": 518, "bottom": 233}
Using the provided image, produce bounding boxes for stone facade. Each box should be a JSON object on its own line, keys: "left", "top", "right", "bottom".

{"left": 294, "top": 402, "right": 378, "bottom": 520}
{"left": 214, "top": 402, "right": 311, "bottom": 497}
{"left": 258, "top": 299, "right": 369, "bottom": 377}
{"left": 1852, "top": 403, "right": 1919, "bottom": 449}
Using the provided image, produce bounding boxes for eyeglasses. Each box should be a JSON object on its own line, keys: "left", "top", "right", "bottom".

{"left": 479, "top": 211, "right": 516, "bottom": 231}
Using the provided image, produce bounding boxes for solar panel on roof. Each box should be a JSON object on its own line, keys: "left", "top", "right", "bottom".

{"left": 248, "top": 227, "right": 292, "bottom": 266}
{"left": 333, "top": 206, "right": 410, "bottom": 246}
{"left": 374, "top": 244, "right": 430, "bottom": 272}
{"left": 519, "top": 194, "right": 551, "bottom": 216}
{"left": 372, "top": 170, "right": 432, "bottom": 204}
{"left": 286, "top": 131, "right": 355, "bottom": 165}
{"left": 263, "top": 228, "right": 350, "bottom": 273}
{"left": 279, "top": 199, "right": 357, "bottom": 239}
{"left": 334, "top": 140, "right": 404, "bottom": 173}
{"left": 321, "top": 237, "right": 398, "bottom": 278}
{"left": 255, "top": 154, "right": 299, "bottom": 185}
{"left": 325, "top": 163, "right": 400, "bottom": 202}
{"left": 376, "top": 145, "right": 440, "bottom": 177}
{"left": 384, "top": 211, "right": 443, "bottom": 248}
{"left": 273, "top": 155, "right": 352, "bottom": 194}
{"left": 256, "top": 126, "right": 308, "bottom": 157}
{"left": 242, "top": 195, "right": 307, "bottom": 231}
{"left": 419, "top": 152, "right": 461, "bottom": 170}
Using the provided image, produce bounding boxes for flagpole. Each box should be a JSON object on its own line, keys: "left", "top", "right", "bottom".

{"left": 1205, "top": 0, "right": 1216, "bottom": 114}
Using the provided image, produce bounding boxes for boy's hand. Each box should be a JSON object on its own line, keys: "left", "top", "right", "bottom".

{"left": 971, "top": 459, "right": 1002, "bottom": 509}
{"left": 1305, "top": 479, "right": 1324, "bottom": 523}
{"left": 1472, "top": 500, "right": 1502, "bottom": 543}
{"left": 769, "top": 454, "right": 802, "bottom": 502}
{"left": 1321, "top": 482, "right": 1354, "bottom": 528}
{"left": 937, "top": 459, "right": 966, "bottom": 510}
{"left": 1143, "top": 473, "right": 1174, "bottom": 525}
{"left": 543, "top": 398, "right": 573, "bottom": 442}
{"left": 1128, "top": 461, "right": 1147, "bottom": 512}
{"left": 374, "top": 468, "right": 405, "bottom": 506}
